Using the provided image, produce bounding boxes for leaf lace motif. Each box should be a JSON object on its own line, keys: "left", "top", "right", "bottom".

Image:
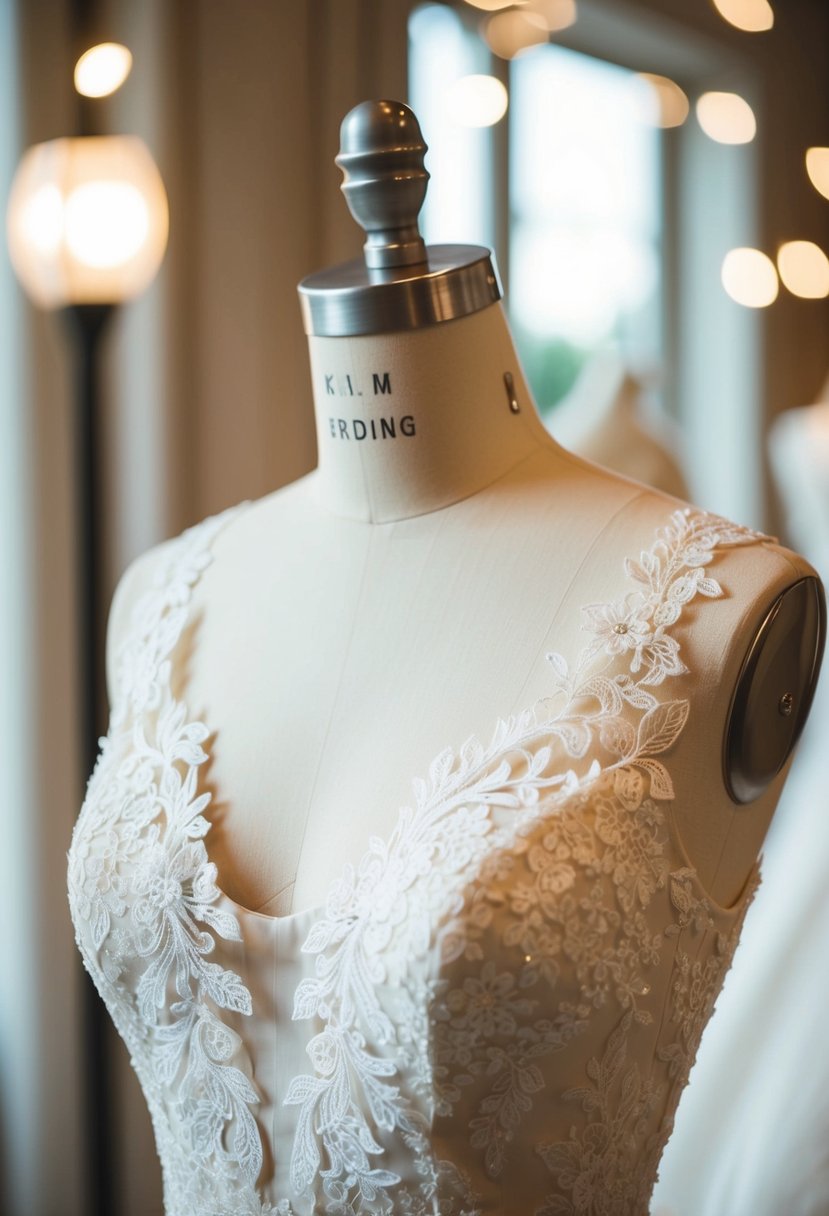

{"left": 67, "top": 505, "right": 273, "bottom": 1216}
{"left": 283, "top": 508, "right": 767, "bottom": 1213}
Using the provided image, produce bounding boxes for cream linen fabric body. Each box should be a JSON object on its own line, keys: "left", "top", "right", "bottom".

{"left": 68, "top": 499, "right": 766, "bottom": 1216}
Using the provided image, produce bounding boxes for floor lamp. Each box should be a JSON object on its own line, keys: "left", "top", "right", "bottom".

{"left": 6, "top": 131, "right": 168, "bottom": 1215}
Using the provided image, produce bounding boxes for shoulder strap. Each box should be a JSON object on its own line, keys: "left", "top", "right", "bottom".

{"left": 110, "top": 502, "right": 250, "bottom": 731}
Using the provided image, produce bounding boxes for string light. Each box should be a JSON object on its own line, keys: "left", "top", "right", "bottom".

{"left": 721, "top": 247, "right": 778, "bottom": 307}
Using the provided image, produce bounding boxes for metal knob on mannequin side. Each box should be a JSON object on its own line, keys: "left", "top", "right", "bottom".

{"left": 298, "top": 99, "right": 502, "bottom": 337}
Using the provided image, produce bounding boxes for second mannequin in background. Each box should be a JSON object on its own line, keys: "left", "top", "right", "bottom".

{"left": 548, "top": 347, "right": 689, "bottom": 500}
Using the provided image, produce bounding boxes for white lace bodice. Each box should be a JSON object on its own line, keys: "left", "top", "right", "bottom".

{"left": 68, "top": 501, "right": 765, "bottom": 1216}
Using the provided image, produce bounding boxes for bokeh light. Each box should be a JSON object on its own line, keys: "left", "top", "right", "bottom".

{"left": 74, "top": 42, "right": 133, "bottom": 98}
{"left": 484, "top": 9, "right": 548, "bottom": 59}
{"left": 525, "top": 0, "right": 577, "bottom": 32}
{"left": 777, "top": 240, "right": 829, "bottom": 299}
{"left": 696, "top": 91, "right": 756, "bottom": 144}
{"left": 805, "top": 147, "right": 829, "bottom": 201}
{"left": 635, "top": 74, "right": 690, "bottom": 129}
{"left": 721, "top": 247, "right": 778, "bottom": 307}
{"left": 463, "top": 0, "right": 522, "bottom": 10}
{"left": 711, "top": 0, "right": 774, "bottom": 33}
{"left": 446, "top": 75, "right": 509, "bottom": 127}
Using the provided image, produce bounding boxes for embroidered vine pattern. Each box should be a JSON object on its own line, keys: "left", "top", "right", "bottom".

{"left": 68, "top": 506, "right": 270, "bottom": 1215}
{"left": 285, "top": 508, "right": 767, "bottom": 1209}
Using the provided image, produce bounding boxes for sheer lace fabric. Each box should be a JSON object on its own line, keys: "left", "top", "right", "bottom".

{"left": 68, "top": 501, "right": 764, "bottom": 1216}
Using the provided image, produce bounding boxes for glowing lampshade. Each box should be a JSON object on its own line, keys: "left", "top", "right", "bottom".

{"left": 6, "top": 135, "right": 168, "bottom": 308}
{"left": 446, "top": 75, "right": 509, "bottom": 127}
{"left": 711, "top": 0, "right": 774, "bottom": 32}
{"left": 777, "top": 241, "right": 829, "bottom": 299}
{"left": 805, "top": 147, "right": 829, "bottom": 201}
{"left": 721, "top": 247, "right": 778, "bottom": 307}
{"left": 74, "top": 43, "right": 133, "bottom": 98}
{"left": 696, "top": 92, "right": 756, "bottom": 144}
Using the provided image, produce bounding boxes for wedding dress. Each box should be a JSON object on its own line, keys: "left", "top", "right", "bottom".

{"left": 67, "top": 498, "right": 766, "bottom": 1216}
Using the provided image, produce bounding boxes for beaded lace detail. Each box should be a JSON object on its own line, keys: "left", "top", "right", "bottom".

{"left": 68, "top": 502, "right": 766, "bottom": 1216}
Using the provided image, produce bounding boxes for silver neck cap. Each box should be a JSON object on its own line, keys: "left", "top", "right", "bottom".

{"left": 298, "top": 100, "right": 502, "bottom": 338}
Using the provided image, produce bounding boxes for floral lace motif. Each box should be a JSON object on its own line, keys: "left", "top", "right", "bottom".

{"left": 68, "top": 506, "right": 269, "bottom": 1216}
{"left": 532, "top": 868, "right": 761, "bottom": 1216}
{"left": 535, "top": 1010, "right": 665, "bottom": 1216}
{"left": 68, "top": 503, "right": 768, "bottom": 1216}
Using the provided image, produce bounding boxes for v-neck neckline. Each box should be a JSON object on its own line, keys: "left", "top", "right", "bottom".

{"left": 148, "top": 496, "right": 761, "bottom": 931}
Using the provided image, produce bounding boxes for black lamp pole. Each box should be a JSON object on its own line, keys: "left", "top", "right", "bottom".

{"left": 64, "top": 301, "right": 117, "bottom": 1216}
{"left": 66, "top": 0, "right": 121, "bottom": 1200}
{"left": 69, "top": 13, "right": 118, "bottom": 1216}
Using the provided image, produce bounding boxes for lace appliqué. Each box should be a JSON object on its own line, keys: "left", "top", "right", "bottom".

{"left": 285, "top": 508, "right": 767, "bottom": 1211}
{"left": 532, "top": 873, "right": 760, "bottom": 1216}
{"left": 68, "top": 503, "right": 767, "bottom": 1216}
{"left": 67, "top": 506, "right": 270, "bottom": 1215}
{"left": 535, "top": 1010, "right": 665, "bottom": 1216}
{"left": 661, "top": 868, "right": 761, "bottom": 1084}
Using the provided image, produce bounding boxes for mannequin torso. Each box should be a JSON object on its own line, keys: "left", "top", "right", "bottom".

{"left": 106, "top": 303, "right": 812, "bottom": 919}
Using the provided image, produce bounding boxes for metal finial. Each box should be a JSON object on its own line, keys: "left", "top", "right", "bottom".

{"left": 297, "top": 99, "right": 502, "bottom": 337}
{"left": 336, "top": 100, "right": 429, "bottom": 270}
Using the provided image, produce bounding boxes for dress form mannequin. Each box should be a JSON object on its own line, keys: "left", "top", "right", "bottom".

{"left": 106, "top": 102, "right": 822, "bottom": 924}
{"left": 76, "top": 100, "right": 828, "bottom": 1215}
